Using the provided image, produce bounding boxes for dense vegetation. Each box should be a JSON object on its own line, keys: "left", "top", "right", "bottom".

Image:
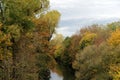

{"left": 0, "top": 0, "right": 60, "bottom": 80}
{"left": 51, "top": 22, "right": 120, "bottom": 80}
{"left": 0, "top": 0, "right": 120, "bottom": 80}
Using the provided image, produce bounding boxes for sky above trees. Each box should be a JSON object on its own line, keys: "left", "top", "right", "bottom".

{"left": 50, "top": 0, "right": 120, "bottom": 37}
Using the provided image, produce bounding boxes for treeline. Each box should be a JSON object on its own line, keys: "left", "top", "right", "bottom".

{"left": 51, "top": 22, "right": 120, "bottom": 80}
{"left": 0, "top": 0, "right": 60, "bottom": 80}
{"left": 0, "top": 0, "right": 120, "bottom": 80}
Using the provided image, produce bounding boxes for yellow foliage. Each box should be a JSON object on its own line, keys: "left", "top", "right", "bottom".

{"left": 79, "top": 32, "right": 97, "bottom": 48}
{"left": 0, "top": 31, "right": 7, "bottom": 43}
{"left": 109, "top": 64, "right": 120, "bottom": 80}
{"left": 108, "top": 29, "right": 120, "bottom": 46}
{"left": 6, "top": 51, "right": 13, "bottom": 59}
{"left": 25, "top": 32, "right": 33, "bottom": 38}
{"left": 0, "top": 25, "right": 13, "bottom": 61}
{"left": 34, "top": 10, "right": 60, "bottom": 26}
{"left": 82, "top": 32, "right": 97, "bottom": 41}
{"left": 0, "top": 31, "right": 12, "bottom": 46}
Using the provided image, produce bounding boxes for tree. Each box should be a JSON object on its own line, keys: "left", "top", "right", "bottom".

{"left": 0, "top": 0, "right": 61, "bottom": 80}
{"left": 32, "top": 10, "right": 60, "bottom": 80}
{"left": 108, "top": 29, "right": 120, "bottom": 46}
{"left": 73, "top": 44, "right": 113, "bottom": 80}
{"left": 107, "top": 21, "right": 120, "bottom": 31}
{"left": 79, "top": 32, "right": 97, "bottom": 49}
{"left": 50, "top": 33, "right": 64, "bottom": 57}
{"left": 0, "top": 0, "right": 49, "bottom": 25}
{"left": 109, "top": 64, "right": 120, "bottom": 80}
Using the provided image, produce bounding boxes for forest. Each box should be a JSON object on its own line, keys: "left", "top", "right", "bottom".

{"left": 0, "top": 0, "right": 120, "bottom": 80}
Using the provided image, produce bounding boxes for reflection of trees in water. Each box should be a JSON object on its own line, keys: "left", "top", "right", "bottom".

{"left": 50, "top": 64, "right": 75, "bottom": 80}
{"left": 58, "top": 65, "right": 75, "bottom": 80}
{"left": 63, "top": 67, "right": 75, "bottom": 80}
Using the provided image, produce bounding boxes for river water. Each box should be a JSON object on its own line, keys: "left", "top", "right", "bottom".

{"left": 50, "top": 70, "right": 63, "bottom": 80}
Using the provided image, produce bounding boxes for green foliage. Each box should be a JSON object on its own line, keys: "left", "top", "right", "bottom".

{"left": 107, "top": 21, "right": 120, "bottom": 30}
{"left": 36, "top": 54, "right": 52, "bottom": 80}
{"left": 5, "top": 0, "right": 49, "bottom": 18}
{"left": 101, "top": 44, "right": 120, "bottom": 80}
{"left": 53, "top": 23, "right": 120, "bottom": 80}
{"left": 1, "top": 0, "right": 120, "bottom": 80}
{"left": 1, "top": 0, "right": 50, "bottom": 31}
{"left": 0, "top": 0, "right": 60, "bottom": 80}
{"left": 71, "top": 23, "right": 120, "bottom": 80}
{"left": 73, "top": 45, "right": 111, "bottom": 80}
{"left": 57, "top": 37, "right": 73, "bottom": 66}
{"left": 63, "top": 37, "right": 71, "bottom": 48}
{"left": 38, "top": 68, "right": 50, "bottom": 80}
{"left": 50, "top": 33, "right": 64, "bottom": 58}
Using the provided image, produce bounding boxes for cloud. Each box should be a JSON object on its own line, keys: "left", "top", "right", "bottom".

{"left": 50, "top": 0, "right": 76, "bottom": 8}
{"left": 55, "top": 27, "right": 72, "bottom": 37}
{"left": 56, "top": 18, "right": 120, "bottom": 37}
{"left": 50, "top": 0, "right": 120, "bottom": 37}
{"left": 51, "top": 0, "right": 120, "bottom": 19}
{"left": 56, "top": 26, "right": 82, "bottom": 37}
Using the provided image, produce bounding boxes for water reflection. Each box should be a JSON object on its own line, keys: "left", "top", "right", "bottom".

{"left": 50, "top": 70, "right": 63, "bottom": 80}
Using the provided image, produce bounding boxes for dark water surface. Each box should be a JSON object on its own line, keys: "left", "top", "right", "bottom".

{"left": 50, "top": 65, "right": 75, "bottom": 80}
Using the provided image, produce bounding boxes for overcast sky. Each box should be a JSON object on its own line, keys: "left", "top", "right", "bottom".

{"left": 50, "top": 0, "right": 120, "bottom": 37}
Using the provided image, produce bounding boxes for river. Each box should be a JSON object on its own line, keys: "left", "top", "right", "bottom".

{"left": 50, "top": 65, "right": 75, "bottom": 80}
{"left": 50, "top": 70, "right": 63, "bottom": 80}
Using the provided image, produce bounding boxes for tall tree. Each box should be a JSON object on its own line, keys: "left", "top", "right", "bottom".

{"left": 0, "top": 0, "right": 61, "bottom": 80}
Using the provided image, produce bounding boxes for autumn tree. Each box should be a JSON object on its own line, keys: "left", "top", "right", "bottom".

{"left": 0, "top": 0, "right": 61, "bottom": 80}
{"left": 107, "top": 21, "right": 120, "bottom": 31}
{"left": 72, "top": 43, "right": 116, "bottom": 80}
{"left": 108, "top": 29, "right": 120, "bottom": 46}
{"left": 79, "top": 32, "right": 97, "bottom": 49}
{"left": 72, "top": 24, "right": 120, "bottom": 80}
{"left": 0, "top": 23, "right": 13, "bottom": 80}
{"left": 109, "top": 64, "right": 120, "bottom": 80}
{"left": 33, "top": 11, "right": 60, "bottom": 80}
{"left": 50, "top": 33, "right": 64, "bottom": 57}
